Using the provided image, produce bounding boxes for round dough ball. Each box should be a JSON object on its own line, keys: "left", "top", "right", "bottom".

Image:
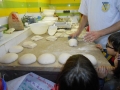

{"left": 9, "top": 45, "right": 23, "bottom": 53}
{"left": 38, "top": 53, "right": 55, "bottom": 64}
{"left": 0, "top": 53, "right": 18, "bottom": 63}
{"left": 18, "top": 53, "right": 36, "bottom": 64}
{"left": 58, "top": 53, "right": 71, "bottom": 64}
{"left": 83, "top": 54, "right": 97, "bottom": 65}
{"left": 68, "top": 39, "right": 77, "bottom": 47}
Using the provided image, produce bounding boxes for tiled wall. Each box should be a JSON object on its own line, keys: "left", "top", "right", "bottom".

{"left": 50, "top": 0, "right": 81, "bottom": 16}
{"left": 0, "top": 0, "right": 50, "bottom": 27}
{"left": 0, "top": 0, "right": 81, "bottom": 26}
{"left": 27, "top": 0, "right": 50, "bottom": 13}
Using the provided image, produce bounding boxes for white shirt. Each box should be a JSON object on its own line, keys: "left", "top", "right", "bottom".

{"left": 79, "top": 0, "right": 120, "bottom": 48}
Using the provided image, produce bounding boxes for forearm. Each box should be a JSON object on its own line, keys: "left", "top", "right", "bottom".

{"left": 99, "top": 21, "right": 120, "bottom": 36}
{"left": 77, "top": 15, "right": 88, "bottom": 35}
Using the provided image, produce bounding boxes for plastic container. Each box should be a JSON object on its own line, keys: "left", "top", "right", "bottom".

{"left": 29, "top": 23, "right": 49, "bottom": 35}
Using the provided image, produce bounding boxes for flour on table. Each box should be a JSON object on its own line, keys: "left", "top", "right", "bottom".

{"left": 38, "top": 53, "right": 56, "bottom": 64}
{"left": 58, "top": 53, "right": 71, "bottom": 64}
{"left": 46, "top": 36, "right": 57, "bottom": 41}
{"left": 0, "top": 53, "right": 18, "bottom": 64}
{"left": 9, "top": 45, "right": 23, "bottom": 53}
{"left": 18, "top": 53, "right": 36, "bottom": 65}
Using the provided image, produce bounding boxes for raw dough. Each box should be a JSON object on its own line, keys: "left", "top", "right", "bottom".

{"left": 46, "top": 36, "right": 57, "bottom": 41}
{"left": 54, "top": 33, "right": 62, "bottom": 38}
{"left": 22, "top": 41, "right": 37, "bottom": 49}
{"left": 0, "top": 53, "right": 18, "bottom": 63}
{"left": 18, "top": 53, "right": 36, "bottom": 64}
{"left": 83, "top": 54, "right": 97, "bottom": 66}
{"left": 66, "top": 31, "right": 73, "bottom": 35}
{"left": 57, "top": 29, "right": 65, "bottom": 33}
{"left": 58, "top": 53, "right": 71, "bottom": 64}
{"left": 9, "top": 45, "right": 23, "bottom": 53}
{"left": 68, "top": 39, "right": 77, "bottom": 47}
{"left": 31, "top": 35, "right": 43, "bottom": 41}
{"left": 48, "top": 26, "right": 57, "bottom": 36}
{"left": 38, "top": 53, "right": 56, "bottom": 64}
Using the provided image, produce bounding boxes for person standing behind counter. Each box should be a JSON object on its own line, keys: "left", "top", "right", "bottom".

{"left": 70, "top": 0, "right": 120, "bottom": 49}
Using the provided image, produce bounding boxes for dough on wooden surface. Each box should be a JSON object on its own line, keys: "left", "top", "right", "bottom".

{"left": 46, "top": 36, "right": 57, "bottom": 41}
{"left": 22, "top": 41, "right": 37, "bottom": 49}
{"left": 18, "top": 53, "right": 36, "bottom": 65}
{"left": 58, "top": 53, "right": 71, "bottom": 64}
{"left": 68, "top": 39, "right": 77, "bottom": 47}
{"left": 31, "top": 35, "right": 43, "bottom": 41}
{"left": 0, "top": 53, "right": 18, "bottom": 63}
{"left": 83, "top": 54, "right": 97, "bottom": 65}
{"left": 9, "top": 45, "right": 23, "bottom": 53}
{"left": 38, "top": 53, "right": 55, "bottom": 64}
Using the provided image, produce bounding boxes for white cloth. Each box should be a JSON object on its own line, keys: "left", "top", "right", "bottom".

{"left": 79, "top": 0, "right": 120, "bottom": 48}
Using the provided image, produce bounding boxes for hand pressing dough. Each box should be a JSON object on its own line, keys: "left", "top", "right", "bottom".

{"left": 22, "top": 41, "right": 37, "bottom": 49}
{"left": 0, "top": 53, "right": 18, "bottom": 63}
{"left": 18, "top": 53, "right": 36, "bottom": 64}
{"left": 46, "top": 36, "right": 57, "bottom": 41}
{"left": 38, "top": 53, "right": 55, "bottom": 64}
{"left": 58, "top": 53, "right": 71, "bottom": 64}
{"left": 9, "top": 45, "right": 23, "bottom": 53}
{"left": 83, "top": 54, "right": 97, "bottom": 65}
{"left": 68, "top": 39, "right": 77, "bottom": 47}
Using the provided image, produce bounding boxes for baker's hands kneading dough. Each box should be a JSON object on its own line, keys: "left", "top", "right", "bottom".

{"left": 84, "top": 31, "right": 101, "bottom": 42}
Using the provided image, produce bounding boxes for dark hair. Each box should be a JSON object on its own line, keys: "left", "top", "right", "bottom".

{"left": 108, "top": 32, "right": 120, "bottom": 52}
{"left": 56, "top": 54, "right": 99, "bottom": 90}
{"left": 108, "top": 32, "right": 120, "bottom": 78}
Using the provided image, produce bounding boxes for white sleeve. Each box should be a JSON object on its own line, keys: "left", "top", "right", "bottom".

{"left": 116, "top": 0, "right": 120, "bottom": 12}
{"left": 78, "top": 0, "right": 88, "bottom": 16}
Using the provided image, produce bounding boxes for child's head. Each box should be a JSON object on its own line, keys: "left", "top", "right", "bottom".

{"left": 57, "top": 54, "right": 99, "bottom": 90}
{"left": 107, "top": 32, "right": 120, "bottom": 55}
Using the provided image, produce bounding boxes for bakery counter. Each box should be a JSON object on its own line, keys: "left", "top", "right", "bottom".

{"left": 0, "top": 34, "right": 110, "bottom": 72}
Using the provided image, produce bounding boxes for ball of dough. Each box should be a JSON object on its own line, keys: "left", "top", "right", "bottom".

{"left": 83, "top": 54, "right": 97, "bottom": 65}
{"left": 58, "top": 53, "right": 71, "bottom": 64}
{"left": 38, "top": 53, "right": 55, "bottom": 64}
{"left": 9, "top": 45, "right": 23, "bottom": 53}
{"left": 68, "top": 39, "right": 77, "bottom": 47}
{"left": 0, "top": 53, "right": 18, "bottom": 63}
{"left": 18, "top": 53, "right": 36, "bottom": 64}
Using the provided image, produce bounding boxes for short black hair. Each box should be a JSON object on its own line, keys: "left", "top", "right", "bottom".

{"left": 108, "top": 32, "right": 120, "bottom": 52}
{"left": 57, "top": 54, "right": 99, "bottom": 90}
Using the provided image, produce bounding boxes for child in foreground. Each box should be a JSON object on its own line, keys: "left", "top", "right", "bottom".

{"left": 96, "top": 32, "right": 120, "bottom": 90}
{"left": 52, "top": 54, "right": 107, "bottom": 90}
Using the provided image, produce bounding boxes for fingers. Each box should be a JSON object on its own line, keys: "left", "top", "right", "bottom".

{"left": 96, "top": 66, "right": 108, "bottom": 78}
{"left": 83, "top": 32, "right": 95, "bottom": 42}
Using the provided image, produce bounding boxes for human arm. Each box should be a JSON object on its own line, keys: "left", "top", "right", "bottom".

{"left": 84, "top": 21, "right": 120, "bottom": 42}
{"left": 70, "top": 15, "right": 88, "bottom": 38}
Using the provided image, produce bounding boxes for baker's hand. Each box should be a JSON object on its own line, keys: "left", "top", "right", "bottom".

{"left": 70, "top": 30, "right": 80, "bottom": 38}
{"left": 84, "top": 31, "right": 101, "bottom": 42}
